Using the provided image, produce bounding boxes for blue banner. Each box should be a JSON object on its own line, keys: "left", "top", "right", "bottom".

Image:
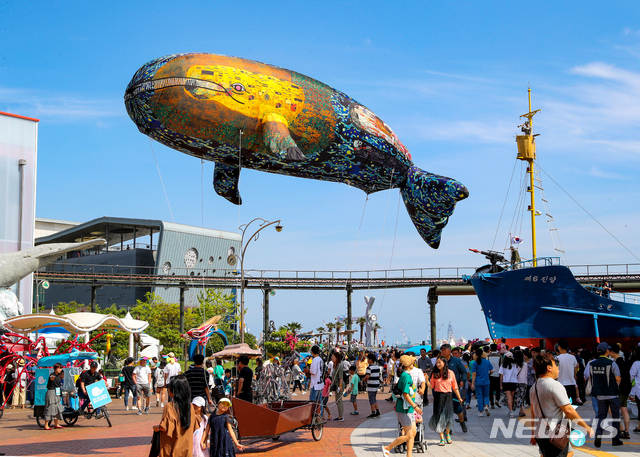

{"left": 34, "top": 368, "right": 51, "bottom": 406}
{"left": 87, "top": 380, "right": 111, "bottom": 408}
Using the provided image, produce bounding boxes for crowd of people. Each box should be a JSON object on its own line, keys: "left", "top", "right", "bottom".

{"left": 4, "top": 336, "right": 640, "bottom": 457}
{"left": 289, "top": 338, "right": 640, "bottom": 457}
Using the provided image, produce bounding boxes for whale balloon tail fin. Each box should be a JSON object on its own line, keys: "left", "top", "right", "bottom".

{"left": 400, "top": 166, "right": 469, "bottom": 249}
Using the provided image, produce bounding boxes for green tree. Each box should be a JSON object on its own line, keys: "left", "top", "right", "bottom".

{"left": 315, "top": 326, "right": 325, "bottom": 345}
{"left": 373, "top": 323, "right": 381, "bottom": 346}
{"left": 53, "top": 301, "right": 83, "bottom": 315}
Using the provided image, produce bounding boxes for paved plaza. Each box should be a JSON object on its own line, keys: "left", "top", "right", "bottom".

{"left": 0, "top": 394, "right": 636, "bottom": 457}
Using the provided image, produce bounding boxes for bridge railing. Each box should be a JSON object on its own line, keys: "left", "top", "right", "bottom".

{"left": 568, "top": 262, "right": 640, "bottom": 277}
{"left": 246, "top": 267, "right": 478, "bottom": 281}
{"left": 39, "top": 263, "right": 479, "bottom": 282}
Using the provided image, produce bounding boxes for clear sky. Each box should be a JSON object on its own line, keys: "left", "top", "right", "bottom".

{"left": 2, "top": 2, "right": 639, "bottom": 346}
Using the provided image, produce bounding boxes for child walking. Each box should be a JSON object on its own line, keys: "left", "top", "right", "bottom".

{"left": 344, "top": 365, "right": 360, "bottom": 415}
{"left": 201, "top": 397, "right": 244, "bottom": 457}
{"left": 321, "top": 377, "right": 332, "bottom": 420}
{"left": 192, "top": 397, "right": 208, "bottom": 457}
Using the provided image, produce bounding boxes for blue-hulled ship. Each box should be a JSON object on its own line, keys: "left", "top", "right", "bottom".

{"left": 466, "top": 90, "right": 640, "bottom": 349}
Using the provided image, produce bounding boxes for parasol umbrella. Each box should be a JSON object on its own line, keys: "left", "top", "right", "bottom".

{"left": 212, "top": 343, "right": 262, "bottom": 359}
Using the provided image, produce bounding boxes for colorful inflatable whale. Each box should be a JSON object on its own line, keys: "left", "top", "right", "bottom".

{"left": 125, "top": 53, "right": 468, "bottom": 248}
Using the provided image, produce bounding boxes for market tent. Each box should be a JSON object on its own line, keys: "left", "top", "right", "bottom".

{"left": 3, "top": 312, "right": 149, "bottom": 358}
{"left": 212, "top": 343, "right": 262, "bottom": 359}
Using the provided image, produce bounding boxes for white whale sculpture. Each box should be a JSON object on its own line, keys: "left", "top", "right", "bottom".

{"left": 0, "top": 240, "right": 106, "bottom": 325}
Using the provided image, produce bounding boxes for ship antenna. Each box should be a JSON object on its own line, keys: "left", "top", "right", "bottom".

{"left": 515, "top": 88, "right": 541, "bottom": 266}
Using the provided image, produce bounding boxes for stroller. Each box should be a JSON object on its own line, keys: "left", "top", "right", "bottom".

{"left": 394, "top": 412, "right": 427, "bottom": 453}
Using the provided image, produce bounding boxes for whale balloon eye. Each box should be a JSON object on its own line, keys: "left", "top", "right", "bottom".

{"left": 230, "top": 83, "right": 246, "bottom": 93}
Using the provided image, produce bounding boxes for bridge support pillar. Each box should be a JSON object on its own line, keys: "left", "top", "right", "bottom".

{"left": 346, "top": 284, "right": 353, "bottom": 345}
{"left": 428, "top": 287, "right": 438, "bottom": 349}
{"left": 263, "top": 285, "right": 270, "bottom": 356}
{"left": 90, "top": 284, "right": 102, "bottom": 313}
{"left": 179, "top": 284, "right": 187, "bottom": 363}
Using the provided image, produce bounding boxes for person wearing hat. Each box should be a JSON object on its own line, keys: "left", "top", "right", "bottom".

{"left": 79, "top": 361, "right": 104, "bottom": 417}
{"left": 587, "top": 342, "right": 623, "bottom": 447}
{"left": 192, "top": 396, "right": 208, "bottom": 457}
{"left": 2, "top": 363, "right": 15, "bottom": 407}
{"left": 133, "top": 357, "right": 153, "bottom": 415}
{"left": 200, "top": 397, "right": 245, "bottom": 455}
{"left": 11, "top": 359, "right": 28, "bottom": 409}
{"left": 499, "top": 351, "right": 519, "bottom": 417}
{"left": 164, "top": 355, "right": 182, "bottom": 396}
{"left": 382, "top": 354, "right": 422, "bottom": 457}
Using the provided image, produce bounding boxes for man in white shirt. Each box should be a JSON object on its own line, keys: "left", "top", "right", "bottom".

{"left": 133, "top": 358, "right": 152, "bottom": 414}
{"left": 164, "top": 356, "right": 181, "bottom": 387}
{"left": 309, "top": 345, "right": 324, "bottom": 402}
{"left": 556, "top": 339, "right": 582, "bottom": 405}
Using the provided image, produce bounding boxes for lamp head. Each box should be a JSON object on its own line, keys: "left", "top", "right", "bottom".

{"left": 275, "top": 224, "right": 283, "bottom": 233}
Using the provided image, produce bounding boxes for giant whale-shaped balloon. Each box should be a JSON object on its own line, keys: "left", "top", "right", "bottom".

{"left": 125, "top": 53, "right": 468, "bottom": 248}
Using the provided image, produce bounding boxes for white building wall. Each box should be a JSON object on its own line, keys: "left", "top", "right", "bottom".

{"left": 0, "top": 112, "right": 38, "bottom": 313}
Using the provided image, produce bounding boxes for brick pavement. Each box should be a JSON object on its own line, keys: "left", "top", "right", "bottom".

{"left": 5, "top": 392, "right": 632, "bottom": 457}
{"left": 0, "top": 390, "right": 397, "bottom": 457}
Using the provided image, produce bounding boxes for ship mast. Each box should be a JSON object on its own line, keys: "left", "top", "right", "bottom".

{"left": 515, "top": 88, "right": 540, "bottom": 266}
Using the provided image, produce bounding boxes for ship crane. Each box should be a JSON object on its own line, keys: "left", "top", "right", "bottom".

{"left": 399, "top": 326, "right": 410, "bottom": 345}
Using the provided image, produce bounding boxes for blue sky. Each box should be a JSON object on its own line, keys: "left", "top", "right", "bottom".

{"left": 2, "top": 2, "right": 640, "bottom": 345}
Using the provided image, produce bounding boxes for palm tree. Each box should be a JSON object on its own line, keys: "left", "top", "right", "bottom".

{"left": 284, "top": 321, "right": 303, "bottom": 335}
{"left": 325, "top": 322, "right": 336, "bottom": 345}
{"left": 356, "top": 317, "right": 366, "bottom": 343}
{"left": 372, "top": 323, "right": 382, "bottom": 346}
{"left": 315, "top": 326, "right": 325, "bottom": 344}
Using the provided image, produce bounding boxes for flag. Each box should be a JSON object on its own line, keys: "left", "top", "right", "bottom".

{"left": 510, "top": 236, "right": 523, "bottom": 247}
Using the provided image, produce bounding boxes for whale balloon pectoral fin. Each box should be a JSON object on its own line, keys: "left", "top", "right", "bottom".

{"left": 285, "top": 146, "right": 305, "bottom": 162}
{"left": 213, "top": 162, "right": 242, "bottom": 205}
{"left": 261, "top": 112, "right": 306, "bottom": 162}
{"left": 400, "top": 166, "right": 469, "bottom": 249}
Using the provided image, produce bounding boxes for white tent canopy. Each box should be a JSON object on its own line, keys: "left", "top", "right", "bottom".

{"left": 3, "top": 312, "right": 148, "bottom": 334}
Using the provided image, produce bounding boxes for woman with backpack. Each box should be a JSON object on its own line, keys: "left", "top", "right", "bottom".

{"left": 381, "top": 354, "right": 423, "bottom": 457}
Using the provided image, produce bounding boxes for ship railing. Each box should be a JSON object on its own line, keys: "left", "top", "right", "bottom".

{"left": 504, "top": 257, "right": 561, "bottom": 271}
{"left": 584, "top": 285, "right": 640, "bottom": 305}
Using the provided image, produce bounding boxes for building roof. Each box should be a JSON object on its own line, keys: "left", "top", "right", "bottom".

{"left": 35, "top": 216, "right": 240, "bottom": 246}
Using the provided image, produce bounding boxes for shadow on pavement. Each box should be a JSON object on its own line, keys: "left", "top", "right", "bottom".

{"left": 0, "top": 436, "right": 150, "bottom": 456}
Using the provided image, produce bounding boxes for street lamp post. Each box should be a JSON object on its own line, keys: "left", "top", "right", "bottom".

{"left": 228, "top": 218, "right": 282, "bottom": 344}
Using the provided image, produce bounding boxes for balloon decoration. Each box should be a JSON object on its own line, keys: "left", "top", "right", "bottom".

{"left": 125, "top": 53, "right": 468, "bottom": 248}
